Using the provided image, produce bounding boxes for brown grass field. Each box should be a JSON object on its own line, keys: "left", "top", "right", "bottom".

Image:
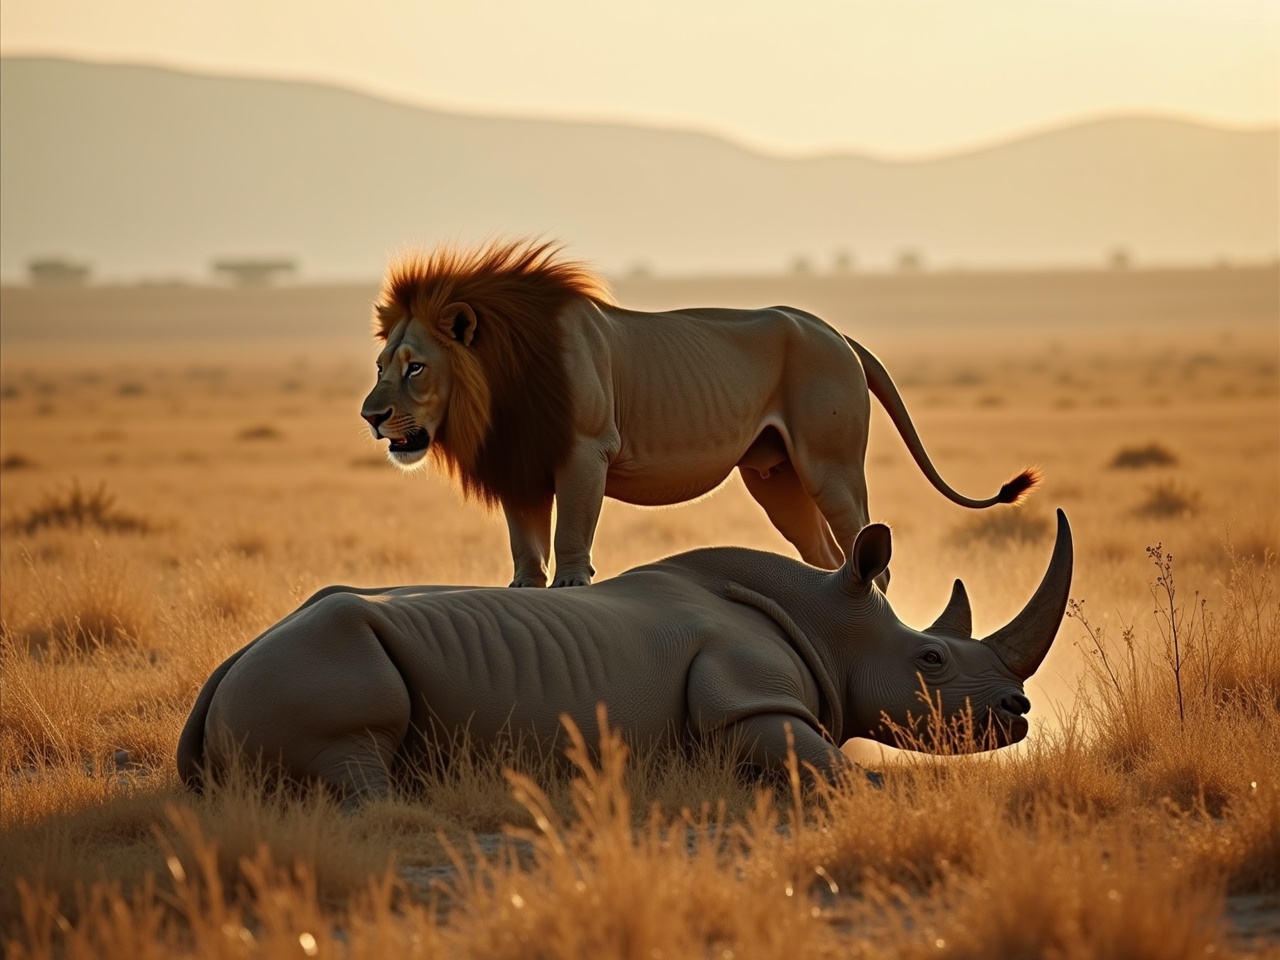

{"left": 1, "top": 267, "right": 1278, "bottom": 957}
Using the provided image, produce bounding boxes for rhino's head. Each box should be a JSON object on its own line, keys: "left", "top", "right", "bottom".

{"left": 837, "top": 509, "right": 1073, "bottom": 753}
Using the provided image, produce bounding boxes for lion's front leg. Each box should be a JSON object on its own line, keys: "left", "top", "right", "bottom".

{"left": 549, "top": 443, "right": 612, "bottom": 587}
{"left": 504, "top": 497, "right": 552, "bottom": 588}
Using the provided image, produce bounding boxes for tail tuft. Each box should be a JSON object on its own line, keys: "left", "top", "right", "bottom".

{"left": 998, "top": 467, "right": 1042, "bottom": 505}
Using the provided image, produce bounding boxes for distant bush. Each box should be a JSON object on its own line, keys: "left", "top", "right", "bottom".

{"left": 237, "top": 425, "right": 282, "bottom": 441}
{"left": 1110, "top": 444, "right": 1178, "bottom": 469}
{"left": 4, "top": 480, "right": 153, "bottom": 535}
{"left": 0, "top": 453, "right": 37, "bottom": 471}
{"left": 1133, "top": 481, "right": 1200, "bottom": 519}
{"left": 949, "top": 508, "right": 1051, "bottom": 548}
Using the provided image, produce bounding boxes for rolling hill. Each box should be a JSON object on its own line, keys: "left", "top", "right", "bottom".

{"left": 1, "top": 56, "right": 1276, "bottom": 280}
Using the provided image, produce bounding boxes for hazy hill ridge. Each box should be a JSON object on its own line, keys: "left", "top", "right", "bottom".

{"left": 2, "top": 56, "right": 1276, "bottom": 280}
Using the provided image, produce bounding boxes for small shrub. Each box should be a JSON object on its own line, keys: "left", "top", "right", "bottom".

{"left": 949, "top": 509, "right": 1051, "bottom": 548}
{"left": 1110, "top": 443, "right": 1179, "bottom": 469}
{"left": 7, "top": 542, "right": 156, "bottom": 659}
{"left": 237, "top": 425, "right": 281, "bottom": 441}
{"left": 3, "top": 481, "right": 153, "bottom": 536}
{"left": 226, "top": 534, "right": 269, "bottom": 559}
{"left": 116, "top": 382, "right": 146, "bottom": 397}
{"left": 1134, "top": 482, "right": 1200, "bottom": 519}
{"left": 1, "top": 453, "right": 37, "bottom": 471}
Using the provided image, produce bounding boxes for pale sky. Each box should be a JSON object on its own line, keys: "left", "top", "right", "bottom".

{"left": 2, "top": 0, "right": 1278, "bottom": 157}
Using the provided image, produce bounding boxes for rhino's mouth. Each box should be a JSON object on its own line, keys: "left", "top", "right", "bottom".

{"left": 387, "top": 427, "right": 431, "bottom": 466}
{"left": 989, "top": 708, "right": 1029, "bottom": 745}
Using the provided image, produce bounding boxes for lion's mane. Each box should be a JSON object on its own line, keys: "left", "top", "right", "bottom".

{"left": 374, "top": 239, "right": 611, "bottom": 509}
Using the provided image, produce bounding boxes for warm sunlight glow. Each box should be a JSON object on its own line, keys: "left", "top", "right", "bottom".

{"left": 2, "top": 0, "right": 1276, "bottom": 157}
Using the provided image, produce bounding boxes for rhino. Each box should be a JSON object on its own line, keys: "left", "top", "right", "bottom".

{"left": 177, "top": 511, "right": 1072, "bottom": 797}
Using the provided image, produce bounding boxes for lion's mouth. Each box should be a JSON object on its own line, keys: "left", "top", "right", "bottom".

{"left": 387, "top": 428, "right": 431, "bottom": 454}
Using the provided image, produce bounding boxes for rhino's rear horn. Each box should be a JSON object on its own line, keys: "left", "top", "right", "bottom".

{"left": 981, "top": 509, "right": 1074, "bottom": 680}
{"left": 926, "top": 579, "right": 972, "bottom": 639}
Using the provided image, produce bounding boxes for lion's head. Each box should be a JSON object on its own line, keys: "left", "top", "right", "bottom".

{"left": 360, "top": 239, "right": 609, "bottom": 508}
{"left": 361, "top": 301, "right": 479, "bottom": 470}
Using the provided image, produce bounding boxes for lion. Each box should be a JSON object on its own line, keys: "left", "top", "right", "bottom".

{"left": 360, "top": 239, "right": 1036, "bottom": 588}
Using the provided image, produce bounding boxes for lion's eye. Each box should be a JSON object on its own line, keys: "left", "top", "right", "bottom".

{"left": 406, "top": 362, "right": 424, "bottom": 377}
{"left": 923, "top": 650, "right": 943, "bottom": 666}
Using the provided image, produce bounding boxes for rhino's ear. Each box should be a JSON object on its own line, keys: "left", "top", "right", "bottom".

{"left": 847, "top": 523, "right": 892, "bottom": 586}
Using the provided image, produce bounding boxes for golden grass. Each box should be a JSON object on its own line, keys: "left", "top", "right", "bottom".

{"left": 1, "top": 310, "right": 1277, "bottom": 955}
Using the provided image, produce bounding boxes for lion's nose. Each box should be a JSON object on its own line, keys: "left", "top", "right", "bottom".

{"left": 362, "top": 409, "right": 391, "bottom": 432}
{"left": 1001, "top": 692, "right": 1032, "bottom": 716}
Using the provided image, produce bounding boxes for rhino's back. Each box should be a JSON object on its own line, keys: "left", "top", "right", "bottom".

{"left": 347, "top": 570, "right": 725, "bottom": 747}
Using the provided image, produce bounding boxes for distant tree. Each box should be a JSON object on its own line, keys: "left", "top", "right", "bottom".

{"left": 626, "top": 262, "right": 653, "bottom": 281}
{"left": 1108, "top": 247, "right": 1132, "bottom": 271}
{"left": 212, "top": 259, "right": 296, "bottom": 287}
{"left": 832, "top": 250, "right": 855, "bottom": 274}
{"left": 790, "top": 255, "right": 813, "bottom": 276}
{"left": 29, "top": 258, "right": 91, "bottom": 287}
{"left": 896, "top": 249, "right": 924, "bottom": 273}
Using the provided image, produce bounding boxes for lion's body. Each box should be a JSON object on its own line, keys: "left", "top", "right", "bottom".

{"left": 361, "top": 241, "right": 1035, "bottom": 587}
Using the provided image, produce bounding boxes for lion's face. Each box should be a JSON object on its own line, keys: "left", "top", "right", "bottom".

{"left": 361, "top": 318, "right": 453, "bottom": 469}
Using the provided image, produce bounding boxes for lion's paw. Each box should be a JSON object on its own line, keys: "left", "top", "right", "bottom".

{"left": 550, "top": 573, "right": 592, "bottom": 588}
{"left": 509, "top": 577, "right": 547, "bottom": 589}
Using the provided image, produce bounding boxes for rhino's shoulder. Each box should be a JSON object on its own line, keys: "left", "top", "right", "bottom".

{"left": 686, "top": 630, "right": 823, "bottom": 734}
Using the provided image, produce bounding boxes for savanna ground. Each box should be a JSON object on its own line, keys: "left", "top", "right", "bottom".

{"left": 1, "top": 266, "right": 1278, "bottom": 957}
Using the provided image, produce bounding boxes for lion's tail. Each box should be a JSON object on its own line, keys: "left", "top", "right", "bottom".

{"left": 175, "top": 643, "right": 255, "bottom": 792}
{"left": 844, "top": 335, "right": 1040, "bottom": 509}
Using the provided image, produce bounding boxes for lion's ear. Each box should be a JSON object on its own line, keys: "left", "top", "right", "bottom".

{"left": 438, "top": 302, "right": 477, "bottom": 347}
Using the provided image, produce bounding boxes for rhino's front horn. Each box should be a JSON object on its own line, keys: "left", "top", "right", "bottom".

{"left": 981, "top": 509, "right": 1074, "bottom": 680}
{"left": 926, "top": 579, "right": 972, "bottom": 639}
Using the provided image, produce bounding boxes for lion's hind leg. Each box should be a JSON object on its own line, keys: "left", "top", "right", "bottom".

{"left": 738, "top": 462, "right": 844, "bottom": 569}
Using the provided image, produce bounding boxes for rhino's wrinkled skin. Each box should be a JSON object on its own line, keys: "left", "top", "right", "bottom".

{"left": 178, "top": 511, "right": 1073, "bottom": 798}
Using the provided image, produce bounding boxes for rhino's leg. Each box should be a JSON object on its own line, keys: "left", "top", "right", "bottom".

{"left": 504, "top": 497, "right": 552, "bottom": 588}
{"left": 727, "top": 713, "right": 849, "bottom": 780}
{"left": 738, "top": 462, "right": 843, "bottom": 569}
{"left": 208, "top": 594, "right": 412, "bottom": 803}
{"left": 309, "top": 734, "right": 398, "bottom": 805}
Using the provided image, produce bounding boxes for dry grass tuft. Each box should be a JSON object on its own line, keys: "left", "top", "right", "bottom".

{"left": 1, "top": 454, "right": 37, "bottom": 472}
{"left": 236, "top": 425, "right": 282, "bottom": 441}
{"left": 3, "top": 481, "right": 154, "bottom": 536}
{"left": 1110, "top": 442, "right": 1179, "bottom": 469}
{"left": 948, "top": 507, "right": 1051, "bottom": 548}
{"left": 225, "top": 534, "right": 269, "bottom": 559}
{"left": 1133, "top": 481, "right": 1201, "bottom": 518}
{"left": 1, "top": 544, "right": 156, "bottom": 657}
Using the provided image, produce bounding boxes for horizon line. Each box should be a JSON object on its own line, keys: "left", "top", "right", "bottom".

{"left": 4, "top": 50, "right": 1277, "bottom": 164}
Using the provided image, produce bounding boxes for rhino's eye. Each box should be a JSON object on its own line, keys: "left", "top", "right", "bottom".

{"left": 922, "top": 650, "right": 943, "bottom": 666}
{"left": 406, "top": 362, "right": 425, "bottom": 377}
